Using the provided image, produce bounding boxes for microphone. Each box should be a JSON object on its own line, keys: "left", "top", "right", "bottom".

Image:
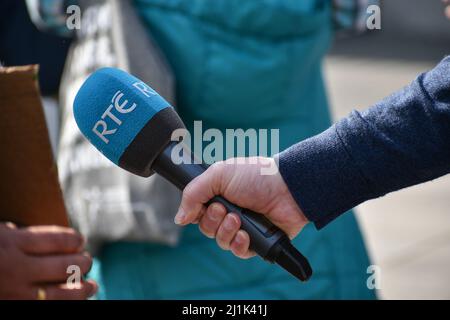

{"left": 73, "top": 67, "right": 312, "bottom": 282}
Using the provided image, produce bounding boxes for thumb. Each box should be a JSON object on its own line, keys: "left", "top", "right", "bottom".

{"left": 175, "top": 162, "right": 225, "bottom": 225}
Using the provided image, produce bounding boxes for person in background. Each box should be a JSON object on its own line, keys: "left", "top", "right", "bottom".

{"left": 100, "top": 0, "right": 377, "bottom": 299}
{"left": 0, "top": 0, "right": 95, "bottom": 300}
{"left": 0, "top": 0, "right": 71, "bottom": 153}
{"left": 0, "top": 223, "right": 96, "bottom": 299}
{"left": 0, "top": 0, "right": 70, "bottom": 94}
{"left": 34, "top": 0, "right": 378, "bottom": 299}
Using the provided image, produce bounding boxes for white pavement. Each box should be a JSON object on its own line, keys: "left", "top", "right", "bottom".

{"left": 325, "top": 55, "right": 450, "bottom": 299}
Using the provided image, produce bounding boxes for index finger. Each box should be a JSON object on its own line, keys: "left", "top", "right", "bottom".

{"left": 17, "top": 226, "right": 84, "bottom": 255}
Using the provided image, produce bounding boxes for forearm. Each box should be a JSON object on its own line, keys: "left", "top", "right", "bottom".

{"left": 277, "top": 56, "right": 450, "bottom": 229}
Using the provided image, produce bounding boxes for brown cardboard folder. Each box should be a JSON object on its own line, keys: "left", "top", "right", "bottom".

{"left": 0, "top": 65, "right": 68, "bottom": 226}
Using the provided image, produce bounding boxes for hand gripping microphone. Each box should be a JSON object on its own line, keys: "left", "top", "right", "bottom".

{"left": 73, "top": 68, "right": 312, "bottom": 282}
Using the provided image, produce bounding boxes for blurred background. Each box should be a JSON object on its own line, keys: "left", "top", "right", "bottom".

{"left": 1, "top": 0, "right": 450, "bottom": 300}
{"left": 325, "top": 0, "right": 450, "bottom": 299}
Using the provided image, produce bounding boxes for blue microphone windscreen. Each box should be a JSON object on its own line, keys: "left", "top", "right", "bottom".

{"left": 73, "top": 68, "right": 171, "bottom": 165}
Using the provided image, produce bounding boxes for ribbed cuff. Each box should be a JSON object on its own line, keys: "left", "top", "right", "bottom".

{"left": 275, "top": 125, "right": 373, "bottom": 229}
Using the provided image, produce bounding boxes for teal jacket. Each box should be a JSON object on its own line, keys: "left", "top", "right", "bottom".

{"left": 91, "top": 0, "right": 376, "bottom": 299}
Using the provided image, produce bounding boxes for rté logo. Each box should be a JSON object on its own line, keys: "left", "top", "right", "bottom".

{"left": 92, "top": 81, "right": 156, "bottom": 144}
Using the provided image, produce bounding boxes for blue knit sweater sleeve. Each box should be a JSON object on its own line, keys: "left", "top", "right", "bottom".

{"left": 277, "top": 56, "right": 450, "bottom": 229}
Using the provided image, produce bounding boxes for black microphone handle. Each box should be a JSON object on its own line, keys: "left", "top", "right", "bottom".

{"left": 151, "top": 142, "right": 305, "bottom": 260}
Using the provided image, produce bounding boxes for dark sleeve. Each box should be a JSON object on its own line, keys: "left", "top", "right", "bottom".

{"left": 276, "top": 56, "right": 450, "bottom": 229}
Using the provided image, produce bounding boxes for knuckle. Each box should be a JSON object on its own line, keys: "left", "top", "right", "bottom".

{"left": 210, "top": 161, "right": 225, "bottom": 180}
{"left": 209, "top": 161, "right": 223, "bottom": 172}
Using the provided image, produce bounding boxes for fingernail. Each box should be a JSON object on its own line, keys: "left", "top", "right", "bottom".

{"left": 234, "top": 232, "right": 243, "bottom": 245}
{"left": 174, "top": 210, "right": 185, "bottom": 225}
{"left": 209, "top": 204, "right": 222, "bottom": 222}
{"left": 223, "top": 215, "right": 236, "bottom": 231}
